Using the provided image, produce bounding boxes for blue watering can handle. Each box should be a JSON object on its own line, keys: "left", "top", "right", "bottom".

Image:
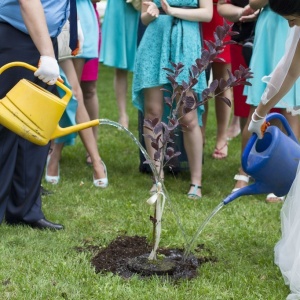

{"left": 242, "top": 112, "right": 298, "bottom": 172}
{"left": 266, "top": 112, "right": 298, "bottom": 143}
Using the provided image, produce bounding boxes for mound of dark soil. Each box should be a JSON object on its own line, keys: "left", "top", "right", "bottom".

{"left": 76, "top": 235, "right": 217, "bottom": 281}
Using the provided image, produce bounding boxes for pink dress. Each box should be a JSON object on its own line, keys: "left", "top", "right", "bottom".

{"left": 81, "top": 3, "right": 101, "bottom": 81}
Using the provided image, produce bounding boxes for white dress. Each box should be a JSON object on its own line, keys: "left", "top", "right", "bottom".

{"left": 263, "top": 26, "right": 300, "bottom": 299}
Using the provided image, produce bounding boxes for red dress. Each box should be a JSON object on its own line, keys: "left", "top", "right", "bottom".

{"left": 202, "top": 1, "right": 231, "bottom": 63}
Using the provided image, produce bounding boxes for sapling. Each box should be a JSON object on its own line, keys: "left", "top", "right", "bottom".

{"left": 144, "top": 20, "right": 253, "bottom": 260}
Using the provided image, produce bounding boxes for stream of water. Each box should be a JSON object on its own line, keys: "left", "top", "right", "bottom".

{"left": 99, "top": 119, "right": 189, "bottom": 247}
{"left": 183, "top": 202, "right": 224, "bottom": 259}
{"left": 99, "top": 119, "right": 225, "bottom": 259}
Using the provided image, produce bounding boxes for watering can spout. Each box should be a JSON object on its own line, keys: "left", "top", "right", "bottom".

{"left": 223, "top": 183, "right": 272, "bottom": 205}
{"left": 51, "top": 119, "right": 100, "bottom": 139}
{"left": 0, "top": 62, "right": 100, "bottom": 145}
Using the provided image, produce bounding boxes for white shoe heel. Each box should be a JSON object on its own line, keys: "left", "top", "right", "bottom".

{"left": 45, "top": 156, "right": 60, "bottom": 185}
{"left": 93, "top": 161, "right": 108, "bottom": 188}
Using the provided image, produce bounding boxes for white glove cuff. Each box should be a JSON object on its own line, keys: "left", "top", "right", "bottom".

{"left": 254, "top": 109, "right": 265, "bottom": 119}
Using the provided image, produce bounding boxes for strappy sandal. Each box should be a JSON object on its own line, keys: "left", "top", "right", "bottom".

{"left": 187, "top": 184, "right": 202, "bottom": 200}
{"left": 93, "top": 161, "right": 108, "bottom": 188}
{"left": 212, "top": 142, "right": 228, "bottom": 160}
{"left": 232, "top": 174, "right": 250, "bottom": 193}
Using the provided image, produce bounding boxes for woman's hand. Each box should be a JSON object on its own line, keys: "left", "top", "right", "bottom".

{"left": 160, "top": 0, "right": 172, "bottom": 15}
{"left": 143, "top": 1, "right": 159, "bottom": 18}
{"left": 239, "top": 7, "right": 260, "bottom": 22}
{"left": 239, "top": 4, "right": 259, "bottom": 22}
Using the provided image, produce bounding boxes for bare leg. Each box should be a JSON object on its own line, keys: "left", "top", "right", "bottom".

{"left": 81, "top": 80, "right": 99, "bottom": 164}
{"left": 46, "top": 142, "right": 64, "bottom": 180}
{"left": 212, "top": 63, "right": 232, "bottom": 159}
{"left": 81, "top": 80, "right": 99, "bottom": 140}
{"left": 180, "top": 108, "right": 203, "bottom": 198}
{"left": 143, "top": 87, "right": 164, "bottom": 189}
{"left": 232, "top": 107, "right": 254, "bottom": 191}
{"left": 115, "top": 68, "right": 129, "bottom": 128}
{"left": 227, "top": 115, "right": 241, "bottom": 140}
{"left": 59, "top": 59, "right": 105, "bottom": 182}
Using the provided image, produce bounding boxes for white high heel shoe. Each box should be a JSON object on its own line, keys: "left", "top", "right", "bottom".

{"left": 93, "top": 160, "right": 108, "bottom": 188}
{"left": 45, "top": 156, "right": 60, "bottom": 185}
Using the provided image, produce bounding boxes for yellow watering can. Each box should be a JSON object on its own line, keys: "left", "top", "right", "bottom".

{"left": 0, "top": 62, "right": 99, "bottom": 146}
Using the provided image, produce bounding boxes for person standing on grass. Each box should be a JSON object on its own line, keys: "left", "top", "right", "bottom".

{"left": 45, "top": 0, "right": 108, "bottom": 188}
{"left": 0, "top": 0, "right": 69, "bottom": 230}
{"left": 201, "top": 2, "right": 233, "bottom": 160}
{"left": 100, "top": 0, "right": 140, "bottom": 130}
{"left": 132, "top": 0, "right": 213, "bottom": 199}
{"left": 234, "top": 0, "right": 300, "bottom": 203}
{"left": 248, "top": 1, "right": 300, "bottom": 297}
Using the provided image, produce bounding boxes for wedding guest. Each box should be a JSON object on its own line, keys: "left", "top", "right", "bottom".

{"left": 132, "top": 0, "right": 213, "bottom": 199}
{"left": 100, "top": 0, "right": 140, "bottom": 129}
{"left": 0, "top": 0, "right": 68, "bottom": 230}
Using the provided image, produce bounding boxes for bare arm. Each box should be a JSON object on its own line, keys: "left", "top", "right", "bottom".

{"left": 160, "top": 0, "right": 213, "bottom": 23}
{"left": 141, "top": 1, "right": 159, "bottom": 25}
{"left": 249, "top": 0, "right": 268, "bottom": 10}
{"left": 141, "top": 0, "right": 213, "bottom": 26}
{"left": 217, "top": 0, "right": 256, "bottom": 23}
{"left": 19, "top": 0, "right": 55, "bottom": 58}
{"left": 256, "top": 39, "right": 300, "bottom": 117}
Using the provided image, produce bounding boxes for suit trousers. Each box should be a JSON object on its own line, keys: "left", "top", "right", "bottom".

{"left": 0, "top": 22, "right": 57, "bottom": 223}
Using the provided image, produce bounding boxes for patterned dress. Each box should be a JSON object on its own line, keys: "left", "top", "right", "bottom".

{"left": 132, "top": 0, "right": 206, "bottom": 123}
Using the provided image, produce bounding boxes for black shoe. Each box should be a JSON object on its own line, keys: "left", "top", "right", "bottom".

{"left": 40, "top": 185, "right": 53, "bottom": 196}
{"left": 6, "top": 218, "right": 64, "bottom": 230}
{"left": 29, "top": 218, "right": 64, "bottom": 230}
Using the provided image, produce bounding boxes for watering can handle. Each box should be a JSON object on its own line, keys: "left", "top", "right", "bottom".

{"left": 242, "top": 112, "right": 298, "bottom": 172}
{"left": 266, "top": 112, "right": 298, "bottom": 143}
{"left": 0, "top": 61, "right": 72, "bottom": 105}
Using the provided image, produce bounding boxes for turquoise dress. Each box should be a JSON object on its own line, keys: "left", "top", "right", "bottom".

{"left": 76, "top": 0, "right": 99, "bottom": 60}
{"left": 100, "top": 0, "right": 140, "bottom": 71}
{"left": 55, "top": 68, "right": 78, "bottom": 146}
{"left": 245, "top": 5, "right": 300, "bottom": 107}
{"left": 132, "top": 0, "right": 206, "bottom": 124}
{"left": 55, "top": 0, "right": 99, "bottom": 145}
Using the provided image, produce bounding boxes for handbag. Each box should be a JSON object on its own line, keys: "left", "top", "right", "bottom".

{"left": 242, "top": 9, "right": 261, "bottom": 66}
{"left": 242, "top": 34, "right": 254, "bottom": 66}
{"left": 57, "top": 20, "right": 83, "bottom": 61}
{"left": 126, "top": 0, "right": 142, "bottom": 11}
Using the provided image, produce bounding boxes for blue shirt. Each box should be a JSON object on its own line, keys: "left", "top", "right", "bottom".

{"left": 0, "top": 0, "right": 70, "bottom": 37}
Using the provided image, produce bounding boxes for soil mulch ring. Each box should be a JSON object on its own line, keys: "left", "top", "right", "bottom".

{"left": 75, "top": 235, "right": 217, "bottom": 281}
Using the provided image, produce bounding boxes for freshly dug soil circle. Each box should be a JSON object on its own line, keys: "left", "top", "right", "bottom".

{"left": 127, "top": 254, "right": 177, "bottom": 276}
{"left": 79, "top": 235, "right": 217, "bottom": 281}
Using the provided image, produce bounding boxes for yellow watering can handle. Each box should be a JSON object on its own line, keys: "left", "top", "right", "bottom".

{"left": 0, "top": 61, "right": 72, "bottom": 105}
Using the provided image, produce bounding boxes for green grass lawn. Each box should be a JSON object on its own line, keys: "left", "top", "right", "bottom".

{"left": 0, "top": 65, "right": 289, "bottom": 299}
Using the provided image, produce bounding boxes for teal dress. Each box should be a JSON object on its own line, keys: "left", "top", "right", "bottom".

{"left": 100, "top": 0, "right": 140, "bottom": 71}
{"left": 244, "top": 5, "right": 300, "bottom": 107}
{"left": 132, "top": 0, "right": 206, "bottom": 124}
{"left": 55, "top": 68, "right": 78, "bottom": 146}
{"left": 76, "top": 0, "right": 99, "bottom": 60}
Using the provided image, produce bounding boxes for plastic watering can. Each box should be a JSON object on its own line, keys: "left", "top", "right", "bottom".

{"left": 223, "top": 113, "right": 300, "bottom": 205}
{"left": 0, "top": 62, "right": 99, "bottom": 146}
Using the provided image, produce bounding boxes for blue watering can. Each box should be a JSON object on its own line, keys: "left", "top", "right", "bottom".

{"left": 223, "top": 113, "right": 300, "bottom": 205}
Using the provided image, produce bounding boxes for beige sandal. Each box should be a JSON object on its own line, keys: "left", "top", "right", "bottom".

{"left": 232, "top": 174, "right": 250, "bottom": 193}
{"left": 265, "top": 193, "right": 285, "bottom": 203}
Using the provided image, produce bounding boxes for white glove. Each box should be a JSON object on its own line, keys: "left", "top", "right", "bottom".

{"left": 248, "top": 110, "right": 267, "bottom": 139}
{"left": 34, "top": 56, "right": 60, "bottom": 85}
